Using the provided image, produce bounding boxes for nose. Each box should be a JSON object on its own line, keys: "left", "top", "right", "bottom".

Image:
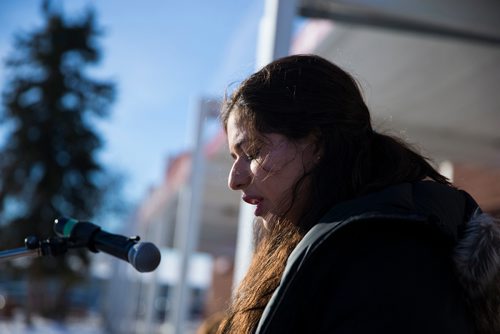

{"left": 228, "top": 158, "right": 251, "bottom": 190}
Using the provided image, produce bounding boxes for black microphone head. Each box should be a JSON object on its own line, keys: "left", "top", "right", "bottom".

{"left": 127, "top": 242, "right": 161, "bottom": 273}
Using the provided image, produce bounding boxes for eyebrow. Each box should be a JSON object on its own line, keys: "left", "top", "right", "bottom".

{"left": 229, "top": 138, "right": 248, "bottom": 159}
{"left": 232, "top": 138, "right": 247, "bottom": 152}
{"left": 236, "top": 139, "right": 246, "bottom": 150}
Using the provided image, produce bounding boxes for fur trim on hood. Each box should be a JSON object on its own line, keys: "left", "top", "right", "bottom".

{"left": 454, "top": 211, "right": 500, "bottom": 334}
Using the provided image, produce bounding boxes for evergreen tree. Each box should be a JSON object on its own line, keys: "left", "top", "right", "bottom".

{"left": 0, "top": 3, "right": 117, "bottom": 319}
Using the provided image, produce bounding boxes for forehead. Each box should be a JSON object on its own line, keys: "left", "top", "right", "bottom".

{"left": 226, "top": 112, "right": 249, "bottom": 150}
{"left": 227, "top": 112, "right": 298, "bottom": 155}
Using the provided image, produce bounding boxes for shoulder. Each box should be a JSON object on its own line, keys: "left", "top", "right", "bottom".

{"left": 301, "top": 216, "right": 457, "bottom": 286}
{"left": 258, "top": 217, "right": 475, "bottom": 334}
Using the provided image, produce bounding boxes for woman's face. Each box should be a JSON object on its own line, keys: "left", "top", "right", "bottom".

{"left": 226, "top": 112, "right": 317, "bottom": 226}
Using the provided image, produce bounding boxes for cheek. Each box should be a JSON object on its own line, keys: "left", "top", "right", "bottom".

{"left": 250, "top": 161, "right": 267, "bottom": 178}
{"left": 249, "top": 140, "right": 303, "bottom": 186}
{"left": 258, "top": 146, "right": 296, "bottom": 174}
{"left": 250, "top": 154, "right": 300, "bottom": 189}
{"left": 249, "top": 160, "right": 278, "bottom": 185}
{"left": 250, "top": 158, "right": 281, "bottom": 178}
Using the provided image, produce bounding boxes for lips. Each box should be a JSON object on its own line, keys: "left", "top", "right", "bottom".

{"left": 242, "top": 194, "right": 264, "bottom": 216}
{"left": 242, "top": 194, "right": 263, "bottom": 205}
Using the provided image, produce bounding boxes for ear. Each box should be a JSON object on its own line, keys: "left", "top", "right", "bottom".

{"left": 298, "top": 129, "right": 324, "bottom": 169}
{"left": 308, "top": 128, "right": 324, "bottom": 157}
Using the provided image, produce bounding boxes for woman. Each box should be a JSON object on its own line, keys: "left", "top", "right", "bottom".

{"left": 218, "top": 54, "right": 500, "bottom": 333}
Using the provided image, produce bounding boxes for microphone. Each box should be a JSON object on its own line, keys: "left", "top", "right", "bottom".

{"left": 54, "top": 217, "right": 161, "bottom": 273}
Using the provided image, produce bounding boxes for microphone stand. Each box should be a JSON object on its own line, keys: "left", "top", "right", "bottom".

{"left": 0, "top": 235, "right": 84, "bottom": 262}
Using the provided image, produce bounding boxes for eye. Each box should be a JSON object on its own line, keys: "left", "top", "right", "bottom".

{"left": 244, "top": 149, "right": 260, "bottom": 161}
{"left": 245, "top": 153, "right": 255, "bottom": 161}
{"left": 243, "top": 154, "right": 253, "bottom": 161}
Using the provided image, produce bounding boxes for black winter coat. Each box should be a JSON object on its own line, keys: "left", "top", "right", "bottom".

{"left": 255, "top": 181, "right": 500, "bottom": 334}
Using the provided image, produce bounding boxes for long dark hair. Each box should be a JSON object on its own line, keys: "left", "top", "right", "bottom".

{"left": 218, "top": 54, "right": 449, "bottom": 333}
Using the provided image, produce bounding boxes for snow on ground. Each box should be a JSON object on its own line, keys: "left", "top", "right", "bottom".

{"left": 0, "top": 313, "right": 104, "bottom": 334}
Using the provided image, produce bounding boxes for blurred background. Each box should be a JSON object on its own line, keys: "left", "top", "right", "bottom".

{"left": 0, "top": 0, "right": 499, "bottom": 333}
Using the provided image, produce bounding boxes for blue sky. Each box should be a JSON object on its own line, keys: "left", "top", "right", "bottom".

{"left": 0, "top": 0, "right": 263, "bottom": 204}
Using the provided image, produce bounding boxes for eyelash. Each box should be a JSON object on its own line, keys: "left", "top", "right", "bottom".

{"left": 231, "top": 146, "right": 262, "bottom": 162}
{"left": 244, "top": 149, "right": 260, "bottom": 161}
{"left": 245, "top": 153, "right": 256, "bottom": 161}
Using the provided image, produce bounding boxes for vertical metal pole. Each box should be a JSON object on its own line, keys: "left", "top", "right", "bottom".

{"left": 256, "top": 0, "right": 298, "bottom": 68}
{"left": 232, "top": 0, "right": 298, "bottom": 289}
{"left": 170, "top": 98, "right": 219, "bottom": 334}
{"left": 143, "top": 216, "right": 167, "bottom": 334}
{"left": 170, "top": 98, "right": 206, "bottom": 334}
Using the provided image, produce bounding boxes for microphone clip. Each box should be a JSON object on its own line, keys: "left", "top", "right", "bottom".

{"left": 0, "top": 235, "right": 86, "bottom": 262}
